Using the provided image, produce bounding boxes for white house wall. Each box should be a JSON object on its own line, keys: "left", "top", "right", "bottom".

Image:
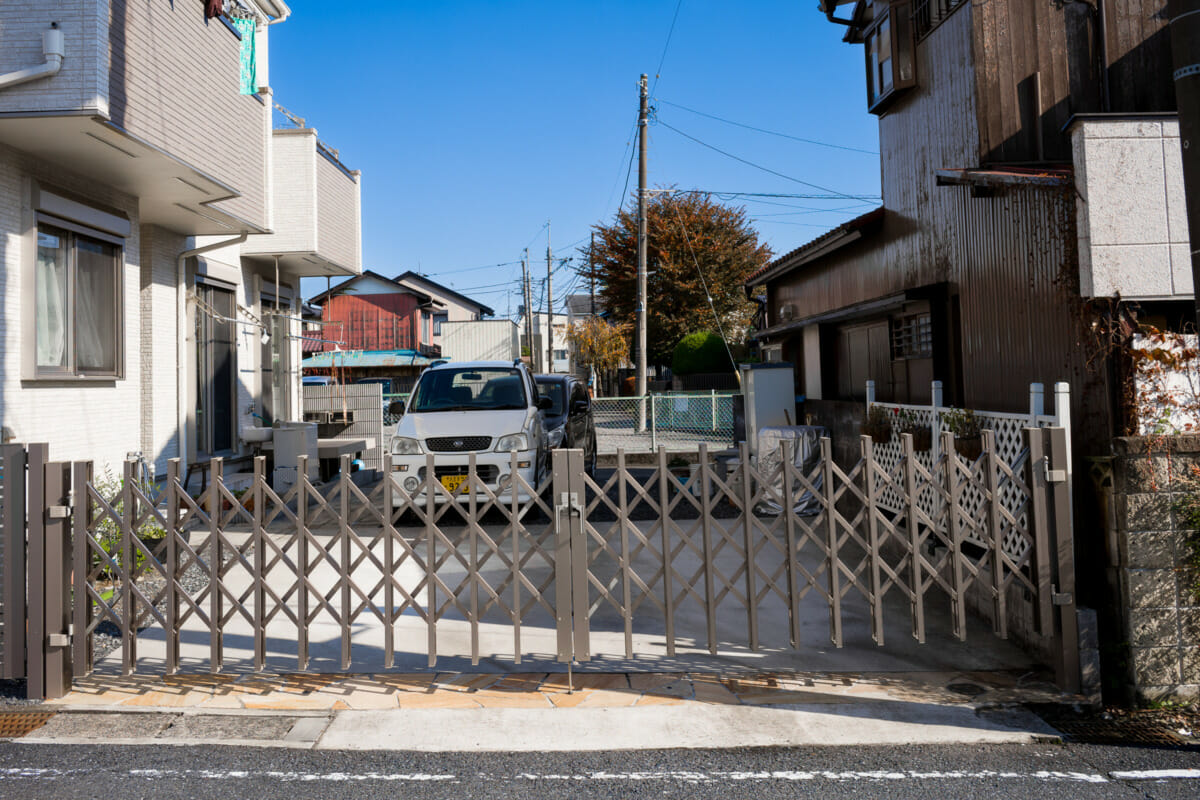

{"left": 0, "top": 141, "right": 141, "bottom": 473}
{"left": 1071, "top": 118, "right": 1191, "bottom": 298}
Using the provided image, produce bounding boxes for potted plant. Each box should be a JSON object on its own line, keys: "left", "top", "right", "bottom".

{"left": 862, "top": 405, "right": 895, "bottom": 442}
{"left": 943, "top": 408, "right": 984, "bottom": 460}
{"left": 898, "top": 410, "right": 933, "bottom": 452}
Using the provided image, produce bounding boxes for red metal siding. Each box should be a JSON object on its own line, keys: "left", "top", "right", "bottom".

{"left": 320, "top": 294, "right": 421, "bottom": 352}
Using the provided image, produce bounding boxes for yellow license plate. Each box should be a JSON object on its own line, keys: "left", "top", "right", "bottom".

{"left": 440, "top": 474, "right": 468, "bottom": 494}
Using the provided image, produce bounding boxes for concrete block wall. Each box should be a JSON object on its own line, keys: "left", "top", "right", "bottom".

{"left": 0, "top": 1, "right": 108, "bottom": 115}
{"left": 1107, "top": 436, "right": 1200, "bottom": 702}
{"left": 0, "top": 141, "right": 141, "bottom": 473}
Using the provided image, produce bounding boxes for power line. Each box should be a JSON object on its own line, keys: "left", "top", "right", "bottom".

{"left": 651, "top": 0, "right": 685, "bottom": 95}
{"left": 657, "top": 99, "right": 879, "bottom": 155}
{"left": 668, "top": 188, "right": 881, "bottom": 202}
{"left": 655, "top": 121, "right": 871, "bottom": 201}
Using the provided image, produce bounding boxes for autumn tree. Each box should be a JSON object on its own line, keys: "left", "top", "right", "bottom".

{"left": 581, "top": 191, "right": 772, "bottom": 366}
{"left": 567, "top": 316, "right": 629, "bottom": 396}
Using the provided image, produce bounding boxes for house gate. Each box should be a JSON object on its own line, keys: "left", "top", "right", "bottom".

{"left": 0, "top": 429, "right": 1080, "bottom": 700}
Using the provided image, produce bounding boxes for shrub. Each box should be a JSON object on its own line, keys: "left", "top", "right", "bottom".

{"left": 672, "top": 331, "right": 733, "bottom": 375}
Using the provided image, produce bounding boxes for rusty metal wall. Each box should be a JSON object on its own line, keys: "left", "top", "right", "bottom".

{"left": 321, "top": 293, "right": 420, "bottom": 352}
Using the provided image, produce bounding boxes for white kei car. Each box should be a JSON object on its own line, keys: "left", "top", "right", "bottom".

{"left": 388, "top": 360, "right": 552, "bottom": 504}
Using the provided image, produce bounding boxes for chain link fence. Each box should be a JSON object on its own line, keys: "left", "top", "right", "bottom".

{"left": 592, "top": 392, "right": 738, "bottom": 453}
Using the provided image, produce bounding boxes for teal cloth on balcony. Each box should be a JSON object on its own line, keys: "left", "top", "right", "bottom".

{"left": 232, "top": 16, "right": 256, "bottom": 95}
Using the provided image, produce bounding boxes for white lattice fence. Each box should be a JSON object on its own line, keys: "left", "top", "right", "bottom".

{"left": 866, "top": 381, "right": 1070, "bottom": 560}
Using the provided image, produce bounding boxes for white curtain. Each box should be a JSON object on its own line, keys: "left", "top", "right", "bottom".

{"left": 35, "top": 231, "right": 67, "bottom": 367}
{"left": 74, "top": 239, "right": 116, "bottom": 372}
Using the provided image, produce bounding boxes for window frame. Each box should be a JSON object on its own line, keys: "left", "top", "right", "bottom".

{"left": 863, "top": 2, "right": 916, "bottom": 115}
{"left": 33, "top": 215, "right": 125, "bottom": 380}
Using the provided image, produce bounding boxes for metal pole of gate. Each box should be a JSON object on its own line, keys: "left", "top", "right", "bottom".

{"left": 1, "top": 444, "right": 28, "bottom": 681}
{"left": 42, "top": 462, "right": 71, "bottom": 699}
{"left": 25, "top": 443, "right": 48, "bottom": 699}
{"left": 1047, "top": 427, "right": 1081, "bottom": 694}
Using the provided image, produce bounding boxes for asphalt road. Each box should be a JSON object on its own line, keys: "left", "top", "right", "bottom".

{"left": 0, "top": 741, "right": 1197, "bottom": 799}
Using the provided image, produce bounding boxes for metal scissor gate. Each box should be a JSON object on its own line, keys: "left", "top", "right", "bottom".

{"left": 0, "top": 428, "right": 1080, "bottom": 699}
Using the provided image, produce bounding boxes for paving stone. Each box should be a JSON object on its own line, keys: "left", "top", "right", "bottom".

{"left": 242, "top": 694, "right": 338, "bottom": 711}
{"left": 394, "top": 690, "right": 480, "bottom": 709}
{"left": 159, "top": 714, "right": 301, "bottom": 741}
{"left": 119, "top": 690, "right": 211, "bottom": 708}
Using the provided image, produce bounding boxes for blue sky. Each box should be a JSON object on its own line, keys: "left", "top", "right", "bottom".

{"left": 274, "top": 1, "right": 880, "bottom": 316}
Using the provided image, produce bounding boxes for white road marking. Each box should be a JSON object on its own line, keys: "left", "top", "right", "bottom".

{"left": 1, "top": 766, "right": 1198, "bottom": 784}
{"left": 1109, "top": 769, "right": 1200, "bottom": 780}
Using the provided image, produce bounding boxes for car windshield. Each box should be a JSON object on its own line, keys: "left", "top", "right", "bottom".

{"left": 409, "top": 367, "right": 528, "bottom": 412}
{"left": 536, "top": 381, "right": 566, "bottom": 416}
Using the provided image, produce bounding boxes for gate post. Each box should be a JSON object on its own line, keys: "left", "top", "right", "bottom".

{"left": 1, "top": 444, "right": 28, "bottom": 681}
{"left": 25, "top": 443, "right": 47, "bottom": 699}
{"left": 551, "top": 449, "right": 589, "bottom": 662}
{"left": 1047, "top": 427, "right": 1081, "bottom": 694}
{"left": 42, "top": 461, "right": 72, "bottom": 699}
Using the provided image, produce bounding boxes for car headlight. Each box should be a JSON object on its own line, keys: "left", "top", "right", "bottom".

{"left": 495, "top": 433, "right": 529, "bottom": 452}
{"left": 390, "top": 436, "right": 422, "bottom": 455}
{"left": 546, "top": 427, "right": 564, "bottom": 448}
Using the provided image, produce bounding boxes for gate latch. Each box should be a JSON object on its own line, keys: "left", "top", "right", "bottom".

{"left": 1044, "top": 460, "right": 1067, "bottom": 484}
{"left": 48, "top": 505, "right": 70, "bottom": 519}
{"left": 47, "top": 633, "right": 70, "bottom": 648}
{"left": 557, "top": 492, "right": 581, "bottom": 518}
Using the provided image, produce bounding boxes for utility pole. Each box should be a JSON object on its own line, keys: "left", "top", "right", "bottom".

{"left": 1169, "top": 0, "right": 1200, "bottom": 329}
{"left": 636, "top": 73, "right": 649, "bottom": 428}
{"left": 546, "top": 221, "right": 554, "bottom": 374}
{"left": 522, "top": 249, "right": 535, "bottom": 370}
{"left": 589, "top": 231, "right": 596, "bottom": 316}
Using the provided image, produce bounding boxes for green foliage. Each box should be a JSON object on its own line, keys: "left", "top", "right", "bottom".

{"left": 671, "top": 331, "right": 733, "bottom": 375}
{"left": 942, "top": 408, "right": 983, "bottom": 438}
{"left": 584, "top": 191, "right": 773, "bottom": 365}
{"left": 91, "top": 467, "right": 164, "bottom": 576}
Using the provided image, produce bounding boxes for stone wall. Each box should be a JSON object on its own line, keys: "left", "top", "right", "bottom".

{"left": 1103, "top": 436, "right": 1200, "bottom": 702}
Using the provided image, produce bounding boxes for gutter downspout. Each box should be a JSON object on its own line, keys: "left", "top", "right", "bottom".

{"left": 0, "top": 23, "right": 64, "bottom": 92}
{"left": 176, "top": 234, "right": 249, "bottom": 484}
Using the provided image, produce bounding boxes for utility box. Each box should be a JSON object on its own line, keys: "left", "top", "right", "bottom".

{"left": 441, "top": 320, "right": 519, "bottom": 362}
{"left": 739, "top": 362, "right": 796, "bottom": 456}
{"left": 272, "top": 421, "right": 318, "bottom": 492}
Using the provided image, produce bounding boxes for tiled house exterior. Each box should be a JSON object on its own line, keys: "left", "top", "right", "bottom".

{"left": 0, "top": 0, "right": 362, "bottom": 480}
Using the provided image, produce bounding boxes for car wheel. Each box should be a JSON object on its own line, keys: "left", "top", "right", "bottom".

{"left": 586, "top": 434, "right": 598, "bottom": 476}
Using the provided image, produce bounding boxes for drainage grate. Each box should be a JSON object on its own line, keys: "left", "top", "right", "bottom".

{"left": 1051, "top": 719, "right": 1188, "bottom": 746}
{"left": 0, "top": 710, "right": 56, "bottom": 738}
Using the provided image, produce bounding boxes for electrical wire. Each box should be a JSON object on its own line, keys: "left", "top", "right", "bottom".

{"left": 669, "top": 188, "right": 881, "bottom": 202}
{"left": 656, "top": 99, "right": 879, "bottom": 155}
{"left": 667, "top": 201, "right": 739, "bottom": 385}
{"left": 651, "top": 0, "right": 685, "bottom": 95}
{"left": 655, "top": 121, "right": 872, "bottom": 201}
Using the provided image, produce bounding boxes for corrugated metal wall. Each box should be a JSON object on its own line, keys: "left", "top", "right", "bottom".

{"left": 321, "top": 293, "right": 420, "bottom": 352}
{"left": 766, "top": 6, "right": 1110, "bottom": 438}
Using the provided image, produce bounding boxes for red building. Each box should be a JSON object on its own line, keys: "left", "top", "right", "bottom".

{"left": 308, "top": 271, "right": 442, "bottom": 355}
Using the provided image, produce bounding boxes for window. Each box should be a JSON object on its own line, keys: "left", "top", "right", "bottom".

{"left": 863, "top": 2, "right": 915, "bottom": 114}
{"left": 911, "top": 0, "right": 967, "bottom": 41}
{"left": 196, "top": 284, "right": 237, "bottom": 455}
{"left": 35, "top": 223, "right": 122, "bottom": 377}
{"left": 433, "top": 312, "right": 448, "bottom": 336}
{"left": 890, "top": 313, "right": 933, "bottom": 360}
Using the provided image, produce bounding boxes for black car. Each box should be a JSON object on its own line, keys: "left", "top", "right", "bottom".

{"left": 534, "top": 374, "right": 597, "bottom": 474}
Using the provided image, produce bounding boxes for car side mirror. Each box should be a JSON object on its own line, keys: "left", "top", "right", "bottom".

{"left": 538, "top": 396, "right": 553, "bottom": 411}
{"left": 387, "top": 400, "right": 406, "bottom": 416}
{"left": 572, "top": 399, "right": 590, "bottom": 414}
